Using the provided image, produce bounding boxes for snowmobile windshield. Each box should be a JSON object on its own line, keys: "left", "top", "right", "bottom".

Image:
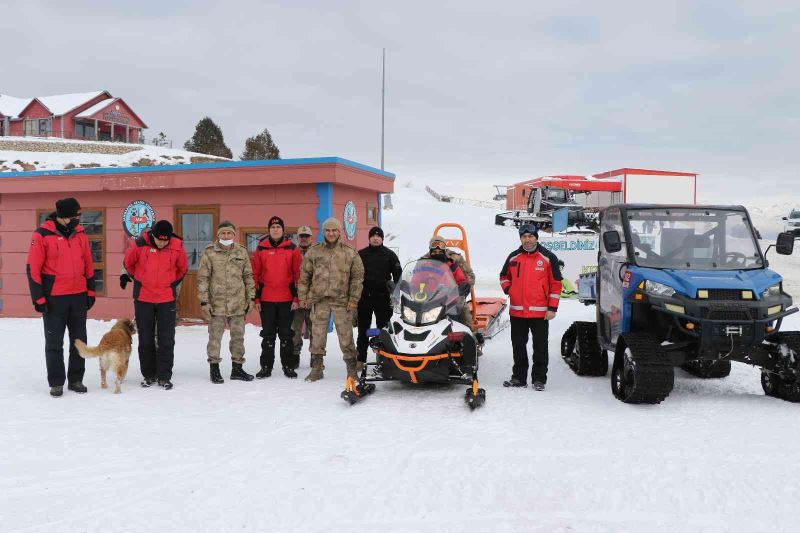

{"left": 394, "top": 259, "right": 462, "bottom": 325}
{"left": 626, "top": 208, "right": 764, "bottom": 271}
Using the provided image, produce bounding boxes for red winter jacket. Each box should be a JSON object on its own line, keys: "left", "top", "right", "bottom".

{"left": 252, "top": 237, "right": 302, "bottom": 303}
{"left": 26, "top": 216, "right": 95, "bottom": 305}
{"left": 499, "top": 245, "right": 563, "bottom": 318}
{"left": 124, "top": 231, "right": 188, "bottom": 304}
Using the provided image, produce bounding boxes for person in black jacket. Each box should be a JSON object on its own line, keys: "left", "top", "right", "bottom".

{"left": 356, "top": 226, "right": 402, "bottom": 370}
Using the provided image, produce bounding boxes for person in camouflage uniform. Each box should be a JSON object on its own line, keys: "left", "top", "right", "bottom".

{"left": 423, "top": 235, "right": 475, "bottom": 329}
{"left": 197, "top": 220, "right": 257, "bottom": 384}
{"left": 297, "top": 217, "right": 364, "bottom": 382}
{"left": 291, "top": 225, "right": 315, "bottom": 366}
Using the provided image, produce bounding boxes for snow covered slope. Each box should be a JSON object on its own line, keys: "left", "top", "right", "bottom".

{"left": 0, "top": 136, "right": 229, "bottom": 173}
{"left": 1, "top": 181, "right": 800, "bottom": 532}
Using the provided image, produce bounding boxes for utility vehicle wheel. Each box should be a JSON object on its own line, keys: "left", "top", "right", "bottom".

{"left": 772, "top": 332, "right": 800, "bottom": 403}
{"left": 561, "top": 321, "right": 607, "bottom": 376}
{"left": 682, "top": 360, "right": 732, "bottom": 379}
{"left": 611, "top": 333, "right": 674, "bottom": 404}
{"left": 761, "top": 371, "right": 781, "bottom": 398}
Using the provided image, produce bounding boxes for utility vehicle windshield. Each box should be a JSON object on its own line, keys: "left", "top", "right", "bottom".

{"left": 626, "top": 208, "right": 763, "bottom": 270}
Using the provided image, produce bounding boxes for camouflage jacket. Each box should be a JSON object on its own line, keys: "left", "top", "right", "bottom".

{"left": 197, "top": 241, "right": 256, "bottom": 316}
{"left": 298, "top": 240, "right": 364, "bottom": 306}
{"left": 421, "top": 249, "right": 475, "bottom": 287}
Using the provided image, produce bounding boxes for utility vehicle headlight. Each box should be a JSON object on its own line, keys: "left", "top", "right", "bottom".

{"left": 645, "top": 280, "right": 675, "bottom": 298}
{"left": 402, "top": 306, "right": 416, "bottom": 323}
{"left": 420, "top": 306, "right": 443, "bottom": 325}
{"left": 761, "top": 284, "right": 781, "bottom": 298}
{"left": 767, "top": 305, "right": 783, "bottom": 315}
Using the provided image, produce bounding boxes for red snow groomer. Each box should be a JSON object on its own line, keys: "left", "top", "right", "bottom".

{"left": 495, "top": 175, "right": 622, "bottom": 230}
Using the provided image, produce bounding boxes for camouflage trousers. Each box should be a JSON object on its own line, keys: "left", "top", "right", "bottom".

{"left": 461, "top": 300, "right": 474, "bottom": 330}
{"left": 206, "top": 315, "right": 246, "bottom": 364}
{"left": 291, "top": 307, "right": 312, "bottom": 357}
{"left": 310, "top": 300, "right": 357, "bottom": 363}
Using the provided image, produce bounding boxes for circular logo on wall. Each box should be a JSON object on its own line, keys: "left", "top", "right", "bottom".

{"left": 343, "top": 201, "right": 357, "bottom": 240}
{"left": 123, "top": 200, "right": 155, "bottom": 237}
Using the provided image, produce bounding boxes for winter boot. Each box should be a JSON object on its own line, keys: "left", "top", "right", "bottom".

{"left": 502, "top": 377, "right": 527, "bottom": 388}
{"left": 50, "top": 386, "right": 63, "bottom": 397}
{"left": 158, "top": 379, "right": 173, "bottom": 390}
{"left": 141, "top": 376, "right": 157, "bottom": 388}
{"left": 256, "top": 366, "right": 272, "bottom": 378}
{"left": 533, "top": 381, "right": 546, "bottom": 391}
{"left": 231, "top": 363, "right": 254, "bottom": 382}
{"left": 210, "top": 363, "right": 224, "bottom": 384}
{"left": 305, "top": 355, "right": 325, "bottom": 382}
{"left": 256, "top": 344, "right": 274, "bottom": 379}
{"left": 282, "top": 366, "right": 298, "bottom": 379}
{"left": 68, "top": 381, "right": 88, "bottom": 393}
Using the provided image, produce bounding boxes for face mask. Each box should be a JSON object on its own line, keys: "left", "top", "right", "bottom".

{"left": 66, "top": 218, "right": 80, "bottom": 231}
{"left": 219, "top": 239, "right": 234, "bottom": 246}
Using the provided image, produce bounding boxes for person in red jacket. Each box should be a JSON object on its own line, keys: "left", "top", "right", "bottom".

{"left": 251, "top": 216, "right": 302, "bottom": 378}
{"left": 499, "top": 224, "right": 563, "bottom": 390}
{"left": 27, "top": 197, "right": 96, "bottom": 397}
{"left": 122, "top": 220, "right": 188, "bottom": 389}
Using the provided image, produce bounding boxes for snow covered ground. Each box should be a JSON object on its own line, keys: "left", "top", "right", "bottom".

{"left": 0, "top": 136, "right": 228, "bottom": 173}
{"left": 2, "top": 183, "right": 800, "bottom": 532}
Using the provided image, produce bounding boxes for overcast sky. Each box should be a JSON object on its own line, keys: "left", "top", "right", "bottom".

{"left": 4, "top": 0, "right": 799, "bottom": 200}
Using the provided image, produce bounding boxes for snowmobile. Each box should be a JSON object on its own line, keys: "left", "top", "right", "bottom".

{"left": 341, "top": 257, "right": 486, "bottom": 409}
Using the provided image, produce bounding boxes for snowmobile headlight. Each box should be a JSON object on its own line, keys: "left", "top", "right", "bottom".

{"left": 645, "top": 280, "right": 675, "bottom": 298}
{"left": 402, "top": 306, "right": 416, "bottom": 323}
{"left": 761, "top": 284, "right": 781, "bottom": 298}
{"left": 420, "top": 306, "right": 443, "bottom": 325}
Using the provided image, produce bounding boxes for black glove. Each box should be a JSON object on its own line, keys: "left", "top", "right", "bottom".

{"left": 87, "top": 296, "right": 96, "bottom": 310}
{"left": 120, "top": 274, "right": 131, "bottom": 290}
{"left": 34, "top": 301, "right": 47, "bottom": 313}
{"left": 458, "top": 283, "right": 471, "bottom": 297}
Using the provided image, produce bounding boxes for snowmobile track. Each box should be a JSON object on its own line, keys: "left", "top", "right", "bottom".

{"left": 613, "top": 332, "right": 674, "bottom": 404}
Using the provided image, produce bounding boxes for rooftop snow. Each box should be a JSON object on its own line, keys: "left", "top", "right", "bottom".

{"left": 0, "top": 90, "right": 107, "bottom": 118}
{"left": 75, "top": 98, "right": 119, "bottom": 119}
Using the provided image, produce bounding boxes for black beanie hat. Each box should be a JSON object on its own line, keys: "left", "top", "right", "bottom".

{"left": 151, "top": 220, "right": 173, "bottom": 239}
{"left": 55, "top": 197, "right": 81, "bottom": 218}
{"left": 268, "top": 216, "right": 285, "bottom": 230}
{"left": 368, "top": 226, "right": 384, "bottom": 239}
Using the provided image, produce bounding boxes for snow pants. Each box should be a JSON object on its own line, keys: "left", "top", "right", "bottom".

{"left": 510, "top": 316, "right": 549, "bottom": 384}
{"left": 260, "top": 301, "right": 297, "bottom": 370}
{"left": 356, "top": 295, "right": 392, "bottom": 362}
{"left": 42, "top": 293, "right": 88, "bottom": 387}
{"left": 207, "top": 315, "right": 246, "bottom": 364}
{"left": 135, "top": 300, "right": 177, "bottom": 381}
{"left": 310, "top": 299, "right": 358, "bottom": 364}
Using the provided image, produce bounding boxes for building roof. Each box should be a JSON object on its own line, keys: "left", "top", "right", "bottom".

{"left": 0, "top": 90, "right": 108, "bottom": 118}
{"left": 592, "top": 168, "right": 697, "bottom": 179}
{"left": 0, "top": 94, "right": 31, "bottom": 118}
{"left": 75, "top": 98, "right": 119, "bottom": 119}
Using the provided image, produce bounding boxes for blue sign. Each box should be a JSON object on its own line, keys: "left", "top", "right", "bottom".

{"left": 123, "top": 200, "right": 155, "bottom": 237}
{"left": 552, "top": 208, "right": 569, "bottom": 233}
{"left": 344, "top": 201, "right": 357, "bottom": 240}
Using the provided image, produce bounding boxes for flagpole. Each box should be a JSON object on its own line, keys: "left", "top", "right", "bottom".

{"left": 381, "top": 47, "right": 385, "bottom": 171}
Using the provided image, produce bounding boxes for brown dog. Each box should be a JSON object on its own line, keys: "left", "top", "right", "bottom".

{"left": 75, "top": 319, "right": 137, "bottom": 394}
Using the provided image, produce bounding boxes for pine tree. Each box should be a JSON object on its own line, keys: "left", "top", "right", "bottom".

{"left": 240, "top": 128, "right": 281, "bottom": 160}
{"left": 183, "top": 117, "right": 233, "bottom": 159}
{"left": 151, "top": 132, "right": 170, "bottom": 147}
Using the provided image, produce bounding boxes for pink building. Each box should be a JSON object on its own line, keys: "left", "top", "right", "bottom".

{"left": 0, "top": 158, "right": 394, "bottom": 320}
{"left": 0, "top": 90, "right": 146, "bottom": 143}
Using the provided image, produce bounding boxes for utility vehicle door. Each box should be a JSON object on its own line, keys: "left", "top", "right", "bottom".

{"left": 598, "top": 207, "right": 628, "bottom": 347}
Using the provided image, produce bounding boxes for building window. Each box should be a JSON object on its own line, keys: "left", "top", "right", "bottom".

{"left": 37, "top": 208, "right": 106, "bottom": 295}
{"left": 75, "top": 122, "right": 95, "bottom": 140}
{"left": 241, "top": 227, "right": 300, "bottom": 255}
{"left": 366, "top": 203, "right": 378, "bottom": 223}
{"left": 25, "top": 118, "right": 52, "bottom": 137}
